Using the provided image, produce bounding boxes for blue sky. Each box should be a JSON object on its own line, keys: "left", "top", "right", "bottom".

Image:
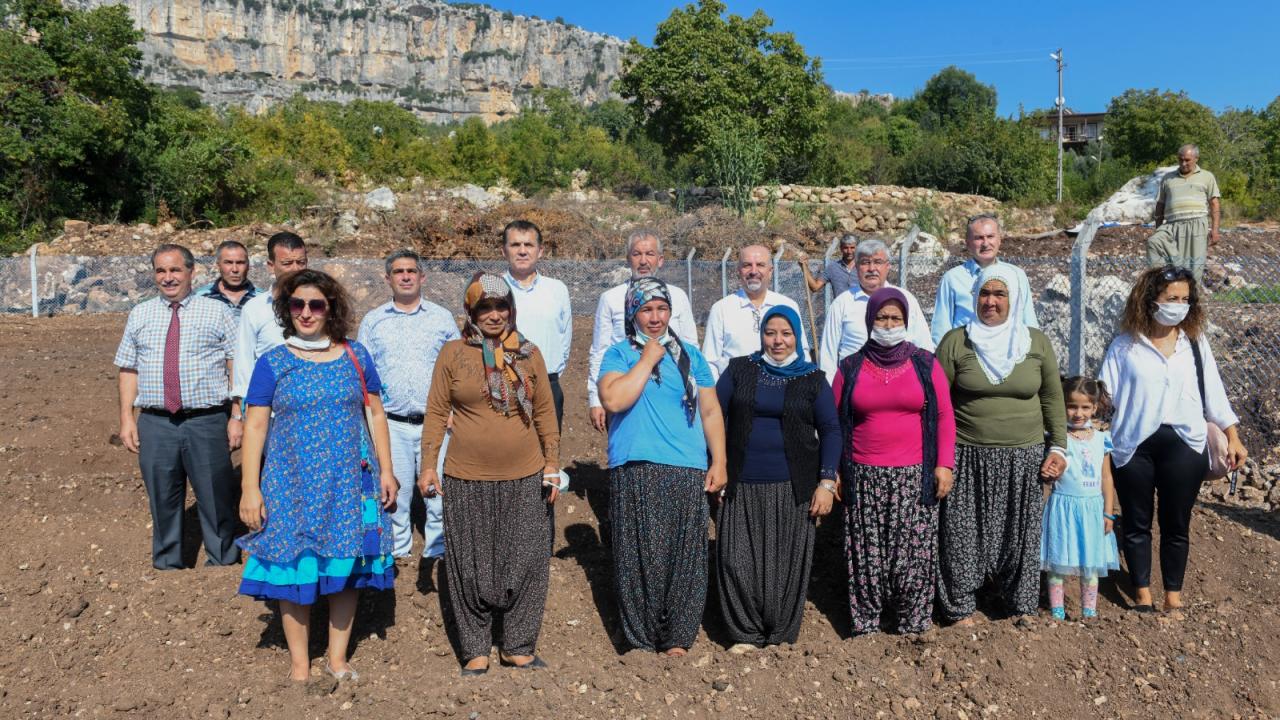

{"left": 480, "top": 0, "right": 1279, "bottom": 116}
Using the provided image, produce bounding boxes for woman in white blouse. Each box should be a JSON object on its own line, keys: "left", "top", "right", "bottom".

{"left": 1099, "top": 266, "right": 1247, "bottom": 615}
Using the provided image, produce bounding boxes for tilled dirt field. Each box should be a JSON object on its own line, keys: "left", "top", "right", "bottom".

{"left": 2, "top": 315, "right": 1279, "bottom": 719}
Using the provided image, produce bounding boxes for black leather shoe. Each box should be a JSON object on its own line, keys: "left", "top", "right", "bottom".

{"left": 500, "top": 655, "right": 548, "bottom": 669}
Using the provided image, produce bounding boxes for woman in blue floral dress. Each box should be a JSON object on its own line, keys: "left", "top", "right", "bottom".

{"left": 237, "top": 269, "right": 398, "bottom": 683}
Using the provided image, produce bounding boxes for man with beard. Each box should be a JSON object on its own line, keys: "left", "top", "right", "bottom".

{"left": 196, "top": 240, "right": 258, "bottom": 317}
{"left": 701, "top": 244, "right": 805, "bottom": 379}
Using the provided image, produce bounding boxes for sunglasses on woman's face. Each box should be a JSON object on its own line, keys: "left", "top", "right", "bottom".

{"left": 288, "top": 297, "right": 328, "bottom": 316}
{"left": 1160, "top": 266, "right": 1194, "bottom": 282}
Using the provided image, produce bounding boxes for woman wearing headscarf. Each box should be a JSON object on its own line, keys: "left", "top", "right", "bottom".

{"left": 714, "top": 306, "right": 840, "bottom": 649}
{"left": 934, "top": 264, "right": 1068, "bottom": 625}
{"left": 831, "top": 287, "right": 956, "bottom": 635}
{"left": 598, "top": 276, "right": 727, "bottom": 656}
{"left": 418, "top": 272, "right": 560, "bottom": 676}
{"left": 1100, "top": 266, "right": 1246, "bottom": 614}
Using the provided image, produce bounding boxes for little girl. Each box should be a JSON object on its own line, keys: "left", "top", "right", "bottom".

{"left": 1041, "top": 376, "right": 1121, "bottom": 620}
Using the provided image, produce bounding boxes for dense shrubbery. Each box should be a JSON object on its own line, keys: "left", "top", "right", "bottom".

{"left": 2, "top": 0, "right": 1280, "bottom": 252}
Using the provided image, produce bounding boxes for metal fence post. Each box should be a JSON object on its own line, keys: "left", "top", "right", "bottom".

{"left": 1067, "top": 221, "right": 1099, "bottom": 376}
{"left": 897, "top": 225, "right": 920, "bottom": 293}
{"left": 720, "top": 247, "right": 732, "bottom": 298}
{"left": 685, "top": 247, "right": 697, "bottom": 310}
{"left": 28, "top": 246, "right": 38, "bottom": 318}
{"left": 823, "top": 236, "right": 839, "bottom": 310}
{"left": 773, "top": 243, "right": 786, "bottom": 293}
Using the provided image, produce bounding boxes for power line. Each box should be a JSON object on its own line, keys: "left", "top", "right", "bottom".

{"left": 820, "top": 48, "right": 1056, "bottom": 63}
{"left": 823, "top": 58, "right": 1046, "bottom": 71}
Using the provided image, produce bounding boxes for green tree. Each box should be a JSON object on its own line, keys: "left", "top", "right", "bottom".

{"left": 900, "top": 115, "right": 1054, "bottom": 203}
{"left": 617, "top": 0, "right": 827, "bottom": 181}
{"left": 451, "top": 117, "right": 503, "bottom": 186}
{"left": 1105, "top": 89, "right": 1225, "bottom": 166}
{"left": 911, "top": 66, "right": 997, "bottom": 130}
{"left": 702, "top": 121, "right": 765, "bottom": 217}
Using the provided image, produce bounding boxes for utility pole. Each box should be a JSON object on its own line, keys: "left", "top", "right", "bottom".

{"left": 1051, "top": 48, "right": 1065, "bottom": 203}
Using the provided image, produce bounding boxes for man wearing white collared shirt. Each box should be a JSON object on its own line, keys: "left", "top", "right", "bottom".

{"left": 230, "top": 231, "right": 308, "bottom": 426}
{"left": 587, "top": 229, "right": 699, "bottom": 432}
{"left": 358, "top": 249, "right": 460, "bottom": 560}
{"left": 930, "top": 214, "right": 1037, "bottom": 346}
{"left": 502, "top": 220, "right": 572, "bottom": 427}
{"left": 818, "top": 238, "right": 931, "bottom": 384}
{"left": 702, "top": 244, "right": 806, "bottom": 379}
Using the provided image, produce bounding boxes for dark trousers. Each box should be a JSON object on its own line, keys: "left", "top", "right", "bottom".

{"left": 547, "top": 373, "right": 564, "bottom": 429}
{"left": 1112, "top": 425, "right": 1208, "bottom": 592}
{"left": 137, "top": 410, "right": 240, "bottom": 569}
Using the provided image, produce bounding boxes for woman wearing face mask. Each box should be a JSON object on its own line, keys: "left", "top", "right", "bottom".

{"left": 1099, "top": 266, "right": 1246, "bottom": 615}
{"left": 831, "top": 288, "right": 956, "bottom": 635}
{"left": 598, "top": 276, "right": 727, "bottom": 656}
{"left": 713, "top": 306, "right": 840, "bottom": 650}
{"left": 934, "top": 265, "right": 1068, "bottom": 626}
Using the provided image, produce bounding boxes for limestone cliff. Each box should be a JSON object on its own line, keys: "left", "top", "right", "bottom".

{"left": 64, "top": 0, "right": 626, "bottom": 122}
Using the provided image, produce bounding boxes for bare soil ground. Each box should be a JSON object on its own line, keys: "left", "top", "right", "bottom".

{"left": 2, "top": 315, "right": 1279, "bottom": 719}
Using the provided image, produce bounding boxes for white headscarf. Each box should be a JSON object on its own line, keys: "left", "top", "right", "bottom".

{"left": 965, "top": 263, "right": 1031, "bottom": 385}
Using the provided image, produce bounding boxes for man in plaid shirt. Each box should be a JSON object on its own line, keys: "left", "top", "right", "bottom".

{"left": 115, "top": 243, "right": 240, "bottom": 570}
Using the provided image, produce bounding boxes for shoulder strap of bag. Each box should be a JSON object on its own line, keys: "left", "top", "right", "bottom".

{"left": 343, "top": 342, "right": 370, "bottom": 407}
{"left": 1189, "top": 336, "right": 1207, "bottom": 417}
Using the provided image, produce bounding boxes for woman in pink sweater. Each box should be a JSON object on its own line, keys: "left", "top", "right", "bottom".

{"left": 832, "top": 287, "right": 956, "bottom": 635}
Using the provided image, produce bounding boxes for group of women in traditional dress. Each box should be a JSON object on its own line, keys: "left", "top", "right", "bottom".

{"left": 233, "top": 261, "right": 1246, "bottom": 679}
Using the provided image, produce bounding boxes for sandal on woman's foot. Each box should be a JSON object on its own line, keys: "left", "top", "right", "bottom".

{"left": 499, "top": 655, "right": 547, "bottom": 669}
{"left": 324, "top": 663, "right": 359, "bottom": 682}
{"left": 1130, "top": 603, "right": 1156, "bottom": 613}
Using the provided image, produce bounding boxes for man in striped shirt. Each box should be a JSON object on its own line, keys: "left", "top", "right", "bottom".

{"left": 1148, "top": 144, "right": 1220, "bottom": 281}
{"left": 115, "top": 243, "right": 240, "bottom": 569}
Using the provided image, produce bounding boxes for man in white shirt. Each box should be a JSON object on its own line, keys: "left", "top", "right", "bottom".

{"left": 502, "top": 220, "right": 572, "bottom": 427}
{"left": 930, "top": 213, "right": 1038, "bottom": 345}
{"left": 357, "top": 250, "right": 460, "bottom": 560}
{"left": 818, "top": 238, "right": 932, "bottom": 384}
{"left": 230, "top": 231, "right": 308, "bottom": 440}
{"left": 702, "top": 244, "right": 805, "bottom": 378}
{"left": 587, "top": 229, "right": 699, "bottom": 432}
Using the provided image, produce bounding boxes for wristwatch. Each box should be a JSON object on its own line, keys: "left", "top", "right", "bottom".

{"left": 819, "top": 480, "right": 837, "bottom": 494}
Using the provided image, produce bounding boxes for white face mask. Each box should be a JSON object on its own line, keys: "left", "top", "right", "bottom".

{"left": 1154, "top": 302, "right": 1190, "bottom": 327}
{"left": 870, "top": 325, "right": 908, "bottom": 347}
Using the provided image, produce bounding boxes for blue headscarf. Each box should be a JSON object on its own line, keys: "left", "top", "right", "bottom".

{"left": 750, "top": 305, "right": 820, "bottom": 378}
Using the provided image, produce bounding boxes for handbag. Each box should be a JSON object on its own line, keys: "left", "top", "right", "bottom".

{"left": 1189, "top": 339, "right": 1231, "bottom": 481}
{"left": 343, "top": 342, "right": 377, "bottom": 436}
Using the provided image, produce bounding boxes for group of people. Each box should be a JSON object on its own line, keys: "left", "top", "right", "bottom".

{"left": 115, "top": 200, "right": 1246, "bottom": 679}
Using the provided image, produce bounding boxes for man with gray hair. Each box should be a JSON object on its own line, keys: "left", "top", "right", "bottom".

{"left": 818, "top": 237, "right": 931, "bottom": 384}
{"left": 702, "top": 244, "right": 806, "bottom": 379}
{"left": 798, "top": 233, "right": 859, "bottom": 297}
{"left": 357, "top": 249, "right": 459, "bottom": 562}
{"left": 587, "top": 229, "right": 698, "bottom": 432}
{"left": 930, "top": 213, "right": 1038, "bottom": 345}
{"left": 1148, "top": 143, "right": 1220, "bottom": 280}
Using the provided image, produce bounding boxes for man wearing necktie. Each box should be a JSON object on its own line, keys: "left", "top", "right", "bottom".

{"left": 115, "top": 244, "right": 240, "bottom": 569}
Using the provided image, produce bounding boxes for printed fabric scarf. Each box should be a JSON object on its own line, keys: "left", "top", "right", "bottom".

{"left": 625, "top": 276, "right": 698, "bottom": 425}
{"left": 462, "top": 272, "right": 537, "bottom": 422}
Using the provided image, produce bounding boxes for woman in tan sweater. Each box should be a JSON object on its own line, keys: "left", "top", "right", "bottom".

{"left": 418, "top": 272, "right": 560, "bottom": 676}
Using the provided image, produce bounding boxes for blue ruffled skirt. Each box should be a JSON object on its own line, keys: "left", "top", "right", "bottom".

{"left": 1040, "top": 492, "right": 1120, "bottom": 577}
{"left": 239, "top": 550, "right": 395, "bottom": 605}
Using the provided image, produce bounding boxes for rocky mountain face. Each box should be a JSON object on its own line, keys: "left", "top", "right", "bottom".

{"left": 64, "top": 0, "right": 626, "bottom": 122}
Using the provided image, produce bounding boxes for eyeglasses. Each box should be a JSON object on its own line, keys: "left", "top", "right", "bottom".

{"left": 288, "top": 298, "right": 328, "bottom": 315}
{"left": 1160, "top": 266, "right": 1194, "bottom": 282}
{"left": 857, "top": 258, "right": 888, "bottom": 268}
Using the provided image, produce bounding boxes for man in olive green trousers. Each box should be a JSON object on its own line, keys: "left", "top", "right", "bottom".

{"left": 1147, "top": 143, "right": 1220, "bottom": 282}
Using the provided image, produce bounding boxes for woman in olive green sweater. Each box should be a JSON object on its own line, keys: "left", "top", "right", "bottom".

{"left": 934, "top": 264, "right": 1068, "bottom": 625}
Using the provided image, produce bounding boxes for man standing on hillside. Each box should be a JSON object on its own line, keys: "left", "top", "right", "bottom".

{"left": 1148, "top": 144, "right": 1220, "bottom": 281}
{"left": 502, "top": 220, "right": 573, "bottom": 427}
{"left": 931, "top": 213, "right": 1038, "bottom": 345}
{"left": 587, "top": 229, "right": 699, "bottom": 432}
{"left": 357, "top": 249, "right": 459, "bottom": 562}
{"left": 115, "top": 243, "right": 240, "bottom": 569}
{"left": 230, "top": 231, "right": 308, "bottom": 446}
{"left": 196, "top": 240, "right": 258, "bottom": 318}
{"left": 702, "top": 244, "right": 805, "bottom": 379}
{"left": 818, "top": 238, "right": 931, "bottom": 384}
{"left": 798, "top": 233, "right": 859, "bottom": 297}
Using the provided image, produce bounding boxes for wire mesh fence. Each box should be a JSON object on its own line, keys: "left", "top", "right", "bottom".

{"left": 4, "top": 231, "right": 1278, "bottom": 451}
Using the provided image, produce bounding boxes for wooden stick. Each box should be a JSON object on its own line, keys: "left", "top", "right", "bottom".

{"left": 778, "top": 242, "right": 821, "bottom": 363}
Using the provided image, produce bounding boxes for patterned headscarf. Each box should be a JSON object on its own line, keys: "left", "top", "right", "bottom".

{"left": 462, "top": 272, "right": 537, "bottom": 422}
{"left": 625, "top": 276, "right": 698, "bottom": 425}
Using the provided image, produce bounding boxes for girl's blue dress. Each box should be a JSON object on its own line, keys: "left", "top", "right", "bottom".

{"left": 236, "top": 342, "right": 394, "bottom": 604}
{"left": 1040, "top": 429, "right": 1121, "bottom": 577}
